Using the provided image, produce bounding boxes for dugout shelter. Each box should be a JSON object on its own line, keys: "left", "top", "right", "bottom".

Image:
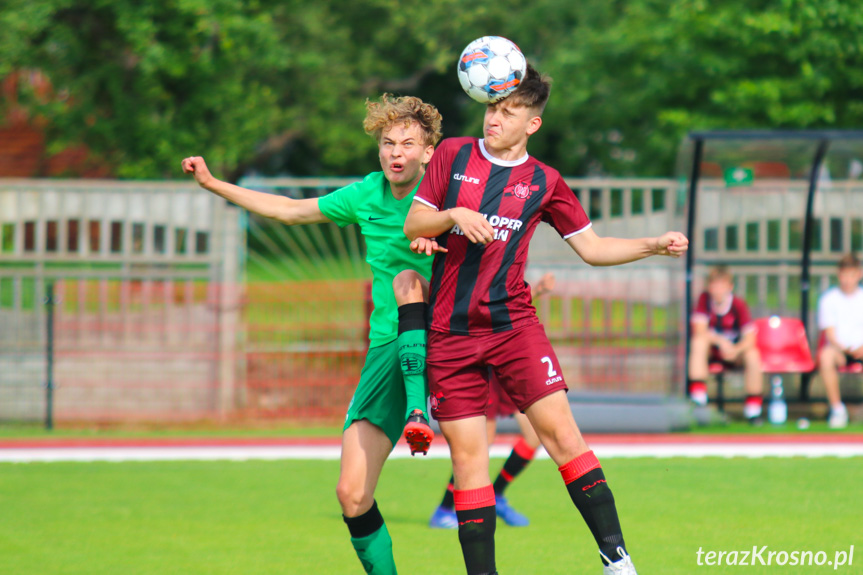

{"left": 682, "top": 130, "right": 863, "bottom": 406}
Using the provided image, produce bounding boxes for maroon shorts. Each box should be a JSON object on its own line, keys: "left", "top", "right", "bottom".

{"left": 487, "top": 372, "right": 519, "bottom": 419}
{"left": 427, "top": 323, "right": 568, "bottom": 421}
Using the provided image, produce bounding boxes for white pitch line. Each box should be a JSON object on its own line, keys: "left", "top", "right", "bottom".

{"left": 592, "top": 443, "right": 863, "bottom": 459}
{"left": 1, "top": 442, "right": 863, "bottom": 463}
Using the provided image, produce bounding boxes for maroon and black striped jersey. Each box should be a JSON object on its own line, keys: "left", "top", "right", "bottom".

{"left": 691, "top": 292, "right": 753, "bottom": 343}
{"left": 415, "top": 137, "right": 591, "bottom": 335}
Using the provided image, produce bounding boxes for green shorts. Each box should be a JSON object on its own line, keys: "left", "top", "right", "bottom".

{"left": 343, "top": 339, "right": 406, "bottom": 449}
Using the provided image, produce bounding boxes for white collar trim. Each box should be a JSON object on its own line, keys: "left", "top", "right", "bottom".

{"left": 478, "top": 139, "right": 529, "bottom": 167}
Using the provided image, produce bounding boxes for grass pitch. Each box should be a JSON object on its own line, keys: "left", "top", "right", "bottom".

{"left": 1, "top": 456, "right": 860, "bottom": 574}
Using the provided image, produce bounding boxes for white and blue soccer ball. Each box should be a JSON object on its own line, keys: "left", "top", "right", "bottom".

{"left": 457, "top": 36, "right": 527, "bottom": 104}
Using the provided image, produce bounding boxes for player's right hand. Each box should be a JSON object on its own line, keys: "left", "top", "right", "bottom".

{"left": 181, "top": 156, "right": 214, "bottom": 188}
{"left": 450, "top": 207, "right": 496, "bottom": 244}
{"left": 656, "top": 231, "right": 689, "bottom": 257}
{"left": 410, "top": 237, "right": 448, "bottom": 256}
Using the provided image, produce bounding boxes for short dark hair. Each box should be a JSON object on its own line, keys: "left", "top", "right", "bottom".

{"left": 838, "top": 253, "right": 861, "bottom": 270}
{"left": 505, "top": 63, "right": 551, "bottom": 115}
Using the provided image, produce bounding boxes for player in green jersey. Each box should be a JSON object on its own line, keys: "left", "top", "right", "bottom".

{"left": 182, "top": 94, "right": 443, "bottom": 574}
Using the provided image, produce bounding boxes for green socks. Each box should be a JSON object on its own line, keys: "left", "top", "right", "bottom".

{"left": 397, "top": 302, "right": 428, "bottom": 420}
{"left": 345, "top": 501, "right": 398, "bottom": 575}
{"left": 350, "top": 525, "right": 397, "bottom": 575}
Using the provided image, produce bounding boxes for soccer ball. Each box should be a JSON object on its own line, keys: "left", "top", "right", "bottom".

{"left": 457, "top": 36, "right": 527, "bottom": 104}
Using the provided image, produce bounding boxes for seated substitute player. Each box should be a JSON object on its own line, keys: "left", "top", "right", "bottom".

{"left": 429, "top": 273, "right": 556, "bottom": 529}
{"left": 404, "top": 64, "right": 688, "bottom": 575}
{"left": 182, "top": 94, "right": 443, "bottom": 575}
{"left": 816, "top": 253, "right": 863, "bottom": 429}
{"left": 687, "top": 265, "right": 763, "bottom": 422}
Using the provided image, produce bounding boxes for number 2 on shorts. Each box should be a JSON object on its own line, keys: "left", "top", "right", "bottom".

{"left": 540, "top": 356, "right": 557, "bottom": 377}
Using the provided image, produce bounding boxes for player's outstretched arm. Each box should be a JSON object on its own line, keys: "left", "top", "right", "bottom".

{"left": 181, "top": 156, "right": 330, "bottom": 226}
{"left": 404, "top": 201, "right": 495, "bottom": 244}
{"left": 566, "top": 228, "right": 688, "bottom": 266}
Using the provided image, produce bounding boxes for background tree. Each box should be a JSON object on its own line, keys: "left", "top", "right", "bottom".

{"left": 2, "top": 0, "right": 863, "bottom": 180}
{"left": 540, "top": 0, "right": 863, "bottom": 176}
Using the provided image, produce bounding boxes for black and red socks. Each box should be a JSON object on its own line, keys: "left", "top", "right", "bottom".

{"left": 559, "top": 450, "right": 627, "bottom": 566}
{"left": 454, "top": 485, "right": 498, "bottom": 575}
{"left": 493, "top": 437, "right": 536, "bottom": 495}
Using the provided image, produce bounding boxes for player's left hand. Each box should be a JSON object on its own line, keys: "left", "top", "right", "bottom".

{"left": 181, "top": 156, "right": 214, "bottom": 188}
{"left": 410, "top": 237, "right": 448, "bottom": 256}
{"left": 533, "top": 272, "right": 556, "bottom": 297}
{"left": 655, "top": 231, "right": 689, "bottom": 257}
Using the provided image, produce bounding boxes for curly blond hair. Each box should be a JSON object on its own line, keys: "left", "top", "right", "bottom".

{"left": 363, "top": 94, "right": 443, "bottom": 147}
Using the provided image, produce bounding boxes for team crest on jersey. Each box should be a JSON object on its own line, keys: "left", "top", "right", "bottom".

{"left": 504, "top": 181, "right": 539, "bottom": 200}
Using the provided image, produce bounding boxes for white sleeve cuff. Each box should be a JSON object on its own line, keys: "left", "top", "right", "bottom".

{"left": 413, "top": 196, "right": 439, "bottom": 210}
{"left": 562, "top": 222, "right": 592, "bottom": 240}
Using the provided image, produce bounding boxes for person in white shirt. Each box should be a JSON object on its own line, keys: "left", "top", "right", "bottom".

{"left": 816, "top": 253, "right": 863, "bottom": 429}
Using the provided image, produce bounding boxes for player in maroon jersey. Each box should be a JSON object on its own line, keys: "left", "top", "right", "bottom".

{"left": 403, "top": 64, "right": 687, "bottom": 575}
{"left": 428, "top": 273, "right": 555, "bottom": 530}
{"left": 688, "top": 266, "right": 763, "bottom": 420}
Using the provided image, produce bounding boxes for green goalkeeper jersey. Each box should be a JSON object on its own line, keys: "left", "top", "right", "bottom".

{"left": 318, "top": 171, "right": 432, "bottom": 348}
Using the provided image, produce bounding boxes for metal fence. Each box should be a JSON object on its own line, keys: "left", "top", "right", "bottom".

{"left": 240, "top": 280, "right": 369, "bottom": 419}
{"left": 35, "top": 276, "right": 681, "bottom": 422}
{"left": 0, "top": 179, "right": 243, "bottom": 423}
{"left": 7, "top": 172, "right": 858, "bottom": 425}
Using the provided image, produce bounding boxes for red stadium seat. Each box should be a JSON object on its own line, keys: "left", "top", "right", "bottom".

{"left": 842, "top": 360, "right": 863, "bottom": 374}
{"left": 753, "top": 316, "right": 816, "bottom": 374}
{"left": 752, "top": 317, "right": 816, "bottom": 414}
